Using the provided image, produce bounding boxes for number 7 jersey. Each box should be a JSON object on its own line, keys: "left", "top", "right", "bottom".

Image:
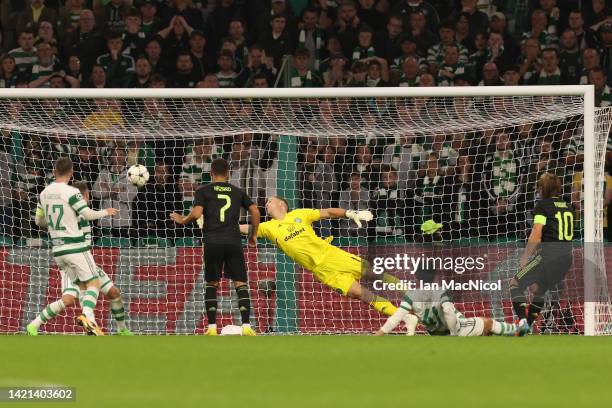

{"left": 37, "top": 182, "right": 91, "bottom": 257}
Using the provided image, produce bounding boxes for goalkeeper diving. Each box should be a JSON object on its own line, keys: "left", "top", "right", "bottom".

{"left": 239, "top": 197, "right": 401, "bottom": 317}
{"left": 375, "top": 220, "right": 527, "bottom": 336}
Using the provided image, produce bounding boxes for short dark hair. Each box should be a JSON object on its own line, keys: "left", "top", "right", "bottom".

{"left": 211, "top": 157, "right": 229, "bottom": 176}
{"left": 537, "top": 172, "right": 561, "bottom": 198}
{"left": 105, "top": 30, "right": 123, "bottom": 41}
{"left": 72, "top": 181, "right": 89, "bottom": 195}
{"left": 293, "top": 46, "right": 310, "bottom": 58}
{"left": 55, "top": 156, "right": 73, "bottom": 176}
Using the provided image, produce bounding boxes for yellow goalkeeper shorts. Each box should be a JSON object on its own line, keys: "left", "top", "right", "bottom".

{"left": 311, "top": 246, "right": 364, "bottom": 296}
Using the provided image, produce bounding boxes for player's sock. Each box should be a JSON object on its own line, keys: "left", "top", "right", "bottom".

{"left": 81, "top": 286, "right": 100, "bottom": 324}
{"left": 369, "top": 295, "right": 398, "bottom": 316}
{"left": 205, "top": 284, "right": 218, "bottom": 326}
{"left": 109, "top": 297, "right": 127, "bottom": 330}
{"left": 490, "top": 320, "right": 517, "bottom": 336}
{"left": 510, "top": 285, "right": 527, "bottom": 320}
{"left": 381, "top": 272, "right": 400, "bottom": 285}
{"left": 31, "top": 299, "right": 66, "bottom": 329}
{"left": 78, "top": 291, "right": 85, "bottom": 306}
{"left": 527, "top": 301, "right": 544, "bottom": 326}
{"left": 235, "top": 284, "right": 251, "bottom": 325}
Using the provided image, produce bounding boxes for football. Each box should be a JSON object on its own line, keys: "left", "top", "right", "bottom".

{"left": 127, "top": 164, "right": 150, "bottom": 187}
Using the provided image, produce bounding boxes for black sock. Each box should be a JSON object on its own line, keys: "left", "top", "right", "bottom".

{"left": 527, "top": 301, "right": 544, "bottom": 326}
{"left": 510, "top": 285, "right": 527, "bottom": 320}
{"left": 235, "top": 284, "right": 251, "bottom": 325}
{"left": 205, "top": 284, "right": 218, "bottom": 325}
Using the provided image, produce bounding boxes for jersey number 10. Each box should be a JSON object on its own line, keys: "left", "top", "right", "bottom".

{"left": 554, "top": 211, "right": 574, "bottom": 241}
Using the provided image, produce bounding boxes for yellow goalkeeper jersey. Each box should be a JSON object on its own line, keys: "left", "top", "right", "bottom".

{"left": 257, "top": 209, "right": 332, "bottom": 271}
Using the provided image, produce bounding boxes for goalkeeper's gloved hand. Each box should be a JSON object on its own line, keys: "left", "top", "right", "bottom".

{"left": 345, "top": 210, "right": 373, "bottom": 228}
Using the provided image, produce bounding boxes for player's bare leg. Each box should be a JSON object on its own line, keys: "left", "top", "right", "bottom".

{"left": 204, "top": 281, "right": 220, "bottom": 336}
{"left": 233, "top": 280, "right": 256, "bottom": 336}
{"left": 346, "top": 281, "right": 398, "bottom": 317}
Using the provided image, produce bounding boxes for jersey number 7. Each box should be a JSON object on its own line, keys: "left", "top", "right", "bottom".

{"left": 218, "top": 194, "right": 231, "bottom": 222}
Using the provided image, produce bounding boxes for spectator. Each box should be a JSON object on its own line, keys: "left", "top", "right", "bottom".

{"left": 488, "top": 12, "right": 520, "bottom": 63}
{"left": 135, "top": 161, "right": 181, "bottom": 239}
{"left": 436, "top": 44, "right": 466, "bottom": 86}
{"left": 149, "top": 73, "right": 166, "bottom": 87}
{"left": 338, "top": 173, "right": 369, "bottom": 237}
{"left": 161, "top": 0, "right": 204, "bottom": 31}
{"left": 408, "top": 10, "right": 437, "bottom": 57}
{"left": 427, "top": 20, "right": 468, "bottom": 73}
{"left": 62, "top": 9, "right": 105, "bottom": 80}
{"left": 299, "top": 142, "right": 336, "bottom": 209}
{"left": 204, "top": 0, "right": 243, "bottom": 52}
{"left": 592, "top": 22, "right": 612, "bottom": 78}
{"left": 168, "top": 50, "right": 200, "bottom": 87}
{"left": 158, "top": 15, "right": 193, "bottom": 64}
{"left": 412, "top": 152, "right": 447, "bottom": 235}
{"left": 487, "top": 32, "right": 514, "bottom": 75}
{"left": 0, "top": 55, "right": 18, "bottom": 88}
{"left": 188, "top": 30, "right": 209, "bottom": 78}
{"left": 95, "top": 0, "right": 129, "bottom": 32}
{"left": 92, "top": 147, "right": 138, "bottom": 237}
{"left": 454, "top": 0, "right": 488, "bottom": 40}
{"left": 532, "top": 48, "right": 562, "bottom": 85}
{"left": 502, "top": 65, "right": 521, "bottom": 86}
{"left": 589, "top": 66, "right": 612, "bottom": 107}
{"left": 318, "top": 34, "right": 344, "bottom": 72}
{"left": 86, "top": 63, "right": 108, "bottom": 87}
{"left": 144, "top": 37, "right": 164, "bottom": 74}
{"left": 468, "top": 31, "right": 488, "bottom": 82}
{"left": 179, "top": 138, "right": 223, "bottom": 213}
{"left": 16, "top": 0, "right": 58, "bottom": 35}
{"left": 417, "top": 71, "right": 436, "bottom": 86}
{"left": 479, "top": 62, "right": 502, "bottom": 86}
{"left": 334, "top": 0, "right": 362, "bottom": 57}
{"left": 9, "top": 29, "right": 38, "bottom": 73}
{"left": 29, "top": 42, "right": 65, "bottom": 88}
{"left": 567, "top": 9, "right": 590, "bottom": 50}
{"left": 578, "top": 47, "right": 601, "bottom": 84}
{"left": 357, "top": 0, "right": 386, "bottom": 30}
{"left": 82, "top": 98, "right": 124, "bottom": 132}
{"left": 228, "top": 18, "right": 249, "bottom": 69}
{"left": 390, "top": 35, "right": 427, "bottom": 74}
{"left": 323, "top": 52, "right": 351, "bottom": 87}
{"left": 139, "top": 0, "right": 162, "bottom": 35}
{"left": 34, "top": 20, "right": 58, "bottom": 56}
{"left": 196, "top": 72, "right": 219, "bottom": 88}
{"left": 455, "top": 13, "right": 473, "bottom": 53}
{"left": 373, "top": 14, "right": 402, "bottom": 65}
{"left": 96, "top": 30, "right": 135, "bottom": 87}
{"left": 297, "top": 7, "right": 325, "bottom": 71}
{"left": 392, "top": 0, "right": 440, "bottom": 33}
{"left": 289, "top": 47, "right": 322, "bottom": 87}
{"left": 261, "top": 13, "right": 295, "bottom": 70}
{"left": 73, "top": 140, "right": 100, "bottom": 188}
{"left": 59, "top": 0, "right": 86, "bottom": 34}
{"left": 129, "top": 56, "right": 152, "bottom": 87}
{"left": 370, "top": 164, "right": 406, "bottom": 237}
{"left": 65, "top": 54, "right": 83, "bottom": 83}
{"left": 583, "top": 0, "right": 611, "bottom": 27}
{"left": 251, "top": 72, "right": 269, "bottom": 88}
{"left": 216, "top": 49, "right": 237, "bottom": 88}
{"left": 537, "top": 0, "right": 561, "bottom": 36}
{"left": 0, "top": 131, "right": 13, "bottom": 237}
{"left": 382, "top": 132, "right": 424, "bottom": 189}
{"left": 235, "top": 44, "right": 275, "bottom": 87}
{"left": 366, "top": 57, "right": 388, "bottom": 86}
{"left": 559, "top": 29, "right": 582, "bottom": 84}
{"left": 352, "top": 25, "right": 376, "bottom": 63}
{"left": 121, "top": 7, "right": 148, "bottom": 60}
{"left": 519, "top": 37, "right": 542, "bottom": 84}
{"left": 126, "top": 138, "right": 156, "bottom": 173}
{"left": 13, "top": 138, "right": 46, "bottom": 238}
{"left": 397, "top": 56, "right": 420, "bottom": 86}
{"left": 522, "top": 9, "right": 559, "bottom": 49}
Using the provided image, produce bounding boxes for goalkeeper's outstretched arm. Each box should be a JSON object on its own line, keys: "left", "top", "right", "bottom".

{"left": 319, "top": 208, "right": 373, "bottom": 227}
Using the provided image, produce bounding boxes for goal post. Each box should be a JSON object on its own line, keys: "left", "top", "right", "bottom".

{"left": 0, "top": 85, "right": 610, "bottom": 335}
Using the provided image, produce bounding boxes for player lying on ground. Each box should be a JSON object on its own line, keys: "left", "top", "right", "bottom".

{"left": 239, "top": 196, "right": 401, "bottom": 317}
{"left": 375, "top": 220, "right": 524, "bottom": 336}
{"left": 171, "top": 158, "right": 260, "bottom": 336}
{"left": 511, "top": 172, "right": 574, "bottom": 334}
{"left": 27, "top": 182, "right": 132, "bottom": 336}
{"left": 33, "top": 157, "right": 118, "bottom": 336}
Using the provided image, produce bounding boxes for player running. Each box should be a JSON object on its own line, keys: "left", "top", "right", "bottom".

{"left": 171, "top": 158, "right": 260, "bottom": 336}
{"left": 511, "top": 173, "right": 574, "bottom": 335}
{"left": 375, "top": 220, "right": 521, "bottom": 336}
{"left": 239, "top": 196, "right": 400, "bottom": 317}
{"left": 32, "top": 157, "right": 118, "bottom": 336}
{"left": 27, "top": 182, "right": 132, "bottom": 336}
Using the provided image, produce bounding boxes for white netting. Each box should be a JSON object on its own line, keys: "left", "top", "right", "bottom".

{"left": 0, "top": 89, "right": 610, "bottom": 335}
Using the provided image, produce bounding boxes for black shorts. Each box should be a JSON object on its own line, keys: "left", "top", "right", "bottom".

{"left": 514, "top": 252, "right": 572, "bottom": 292}
{"left": 204, "top": 243, "right": 248, "bottom": 282}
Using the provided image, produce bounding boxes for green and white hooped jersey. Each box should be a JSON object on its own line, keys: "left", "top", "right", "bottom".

{"left": 38, "top": 182, "right": 90, "bottom": 257}
{"left": 400, "top": 290, "right": 455, "bottom": 334}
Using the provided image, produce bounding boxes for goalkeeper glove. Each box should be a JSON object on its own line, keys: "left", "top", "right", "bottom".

{"left": 345, "top": 210, "right": 373, "bottom": 228}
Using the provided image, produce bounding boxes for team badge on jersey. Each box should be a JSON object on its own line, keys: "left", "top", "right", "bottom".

{"left": 295, "top": 218, "right": 302, "bottom": 223}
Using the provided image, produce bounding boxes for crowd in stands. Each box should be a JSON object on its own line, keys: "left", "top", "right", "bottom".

{"left": 0, "top": 0, "right": 610, "bottom": 245}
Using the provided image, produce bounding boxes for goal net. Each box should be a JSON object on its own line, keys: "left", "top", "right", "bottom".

{"left": 0, "top": 87, "right": 610, "bottom": 335}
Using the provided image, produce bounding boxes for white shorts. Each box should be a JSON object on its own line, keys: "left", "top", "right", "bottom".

{"left": 54, "top": 251, "right": 98, "bottom": 285}
{"left": 60, "top": 266, "right": 114, "bottom": 297}
{"left": 455, "top": 317, "right": 485, "bottom": 337}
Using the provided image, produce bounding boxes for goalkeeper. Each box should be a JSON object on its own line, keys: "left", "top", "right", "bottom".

{"left": 375, "top": 220, "right": 525, "bottom": 336}
{"left": 239, "top": 197, "right": 400, "bottom": 317}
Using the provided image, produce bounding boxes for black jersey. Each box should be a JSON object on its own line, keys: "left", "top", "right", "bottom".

{"left": 193, "top": 182, "right": 254, "bottom": 244}
{"left": 533, "top": 197, "right": 574, "bottom": 243}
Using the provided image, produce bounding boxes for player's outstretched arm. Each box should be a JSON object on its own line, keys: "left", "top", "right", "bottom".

{"left": 80, "top": 207, "right": 118, "bottom": 220}
{"left": 519, "top": 224, "right": 543, "bottom": 268}
{"left": 319, "top": 208, "right": 373, "bottom": 227}
{"left": 170, "top": 205, "right": 203, "bottom": 226}
{"left": 247, "top": 204, "right": 260, "bottom": 247}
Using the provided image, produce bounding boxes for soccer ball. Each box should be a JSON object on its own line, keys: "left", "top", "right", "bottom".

{"left": 127, "top": 164, "right": 150, "bottom": 187}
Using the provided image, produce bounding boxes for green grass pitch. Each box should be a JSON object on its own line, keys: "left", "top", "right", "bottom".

{"left": 2, "top": 336, "right": 612, "bottom": 408}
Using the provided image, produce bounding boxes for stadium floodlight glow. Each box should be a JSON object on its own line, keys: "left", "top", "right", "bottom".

{"left": 0, "top": 85, "right": 610, "bottom": 336}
